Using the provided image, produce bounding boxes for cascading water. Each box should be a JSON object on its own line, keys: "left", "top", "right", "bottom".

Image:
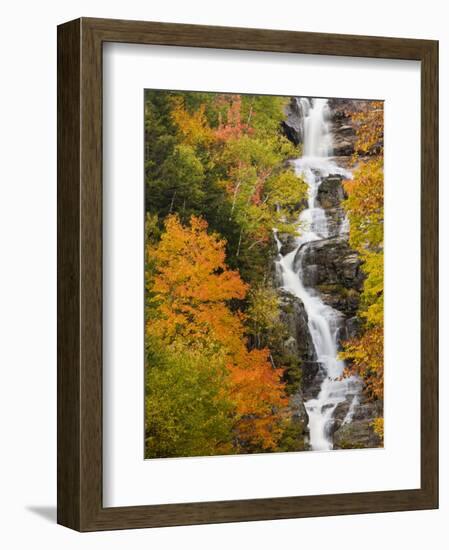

{"left": 274, "top": 97, "right": 359, "bottom": 451}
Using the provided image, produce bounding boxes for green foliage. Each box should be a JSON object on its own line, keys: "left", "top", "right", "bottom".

{"left": 145, "top": 336, "right": 233, "bottom": 458}
{"left": 144, "top": 91, "right": 303, "bottom": 285}
{"left": 144, "top": 90, "right": 309, "bottom": 457}
{"left": 245, "top": 284, "right": 302, "bottom": 395}
{"left": 246, "top": 285, "right": 281, "bottom": 348}
{"left": 277, "top": 417, "right": 307, "bottom": 452}
{"left": 150, "top": 143, "right": 205, "bottom": 220}
{"left": 144, "top": 90, "right": 178, "bottom": 186}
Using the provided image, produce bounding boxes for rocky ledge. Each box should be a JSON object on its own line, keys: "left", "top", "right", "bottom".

{"left": 294, "top": 236, "right": 364, "bottom": 320}
{"left": 316, "top": 175, "right": 348, "bottom": 236}
{"left": 278, "top": 290, "right": 316, "bottom": 364}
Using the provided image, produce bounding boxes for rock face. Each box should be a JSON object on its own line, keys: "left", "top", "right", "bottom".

{"left": 332, "top": 391, "right": 383, "bottom": 449}
{"left": 275, "top": 232, "right": 298, "bottom": 256}
{"left": 294, "top": 236, "right": 364, "bottom": 321}
{"left": 278, "top": 290, "right": 316, "bottom": 363}
{"left": 327, "top": 97, "right": 383, "bottom": 157}
{"left": 286, "top": 390, "right": 310, "bottom": 451}
{"left": 275, "top": 97, "right": 383, "bottom": 451}
{"left": 281, "top": 97, "right": 304, "bottom": 145}
{"left": 327, "top": 99, "right": 360, "bottom": 157}
{"left": 281, "top": 96, "right": 383, "bottom": 157}
{"left": 298, "top": 236, "right": 364, "bottom": 290}
{"left": 316, "top": 176, "right": 347, "bottom": 210}
{"left": 316, "top": 175, "right": 348, "bottom": 235}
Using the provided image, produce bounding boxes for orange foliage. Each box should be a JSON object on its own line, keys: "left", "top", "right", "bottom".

{"left": 341, "top": 325, "right": 384, "bottom": 401}
{"left": 214, "top": 95, "right": 253, "bottom": 141}
{"left": 150, "top": 214, "right": 247, "bottom": 342}
{"left": 149, "top": 214, "right": 289, "bottom": 450}
{"left": 228, "top": 347, "right": 288, "bottom": 450}
{"left": 352, "top": 100, "right": 384, "bottom": 154}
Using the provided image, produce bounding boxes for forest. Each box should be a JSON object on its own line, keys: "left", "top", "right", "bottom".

{"left": 144, "top": 90, "right": 384, "bottom": 458}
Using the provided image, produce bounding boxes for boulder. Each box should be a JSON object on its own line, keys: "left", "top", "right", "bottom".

{"left": 333, "top": 420, "right": 381, "bottom": 449}
{"left": 290, "top": 390, "right": 310, "bottom": 428}
{"left": 315, "top": 174, "right": 348, "bottom": 237}
{"left": 278, "top": 290, "right": 316, "bottom": 362}
{"left": 295, "top": 236, "right": 365, "bottom": 293}
{"left": 331, "top": 390, "right": 383, "bottom": 449}
{"left": 301, "top": 361, "right": 326, "bottom": 401}
{"left": 337, "top": 315, "right": 362, "bottom": 342}
{"left": 318, "top": 286, "right": 360, "bottom": 319}
{"left": 332, "top": 139, "right": 355, "bottom": 157}
{"left": 316, "top": 176, "right": 347, "bottom": 210}
{"left": 293, "top": 237, "right": 365, "bottom": 337}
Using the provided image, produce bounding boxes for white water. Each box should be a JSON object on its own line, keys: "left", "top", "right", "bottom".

{"left": 275, "top": 98, "right": 359, "bottom": 451}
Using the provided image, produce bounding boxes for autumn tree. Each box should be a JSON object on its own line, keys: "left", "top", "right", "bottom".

{"left": 145, "top": 336, "right": 234, "bottom": 458}
{"left": 341, "top": 102, "right": 384, "bottom": 437}
{"left": 143, "top": 91, "right": 312, "bottom": 456}
{"left": 146, "top": 215, "right": 290, "bottom": 454}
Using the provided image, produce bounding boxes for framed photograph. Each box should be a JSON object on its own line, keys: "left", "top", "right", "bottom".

{"left": 57, "top": 17, "right": 438, "bottom": 531}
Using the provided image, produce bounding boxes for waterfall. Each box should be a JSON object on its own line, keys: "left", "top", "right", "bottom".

{"left": 275, "top": 97, "right": 359, "bottom": 451}
{"left": 303, "top": 98, "right": 333, "bottom": 158}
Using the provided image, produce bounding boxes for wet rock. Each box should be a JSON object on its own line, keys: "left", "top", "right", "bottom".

{"left": 332, "top": 139, "right": 355, "bottom": 156}
{"left": 331, "top": 390, "right": 383, "bottom": 448}
{"left": 330, "top": 380, "right": 363, "bottom": 427}
{"left": 276, "top": 232, "right": 298, "bottom": 255}
{"left": 333, "top": 420, "right": 381, "bottom": 449}
{"left": 315, "top": 175, "right": 348, "bottom": 237}
{"left": 316, "top": 176, "right": 347, "bottom": 210}
{"left": 319, "top": 287, "right": 360, "bottom": 319}
{"left": 272, "top": 261, "right": 284, "bottom": 288}
{"left": 301, "top": 361, "right": 325, "bottom": 401}
{"left": 325, "top": 208, "right": 347, "bottom": 238}
{"left": 346, "top": 316, "right": 362, "bottom": 339}
{"left": 332, "top": 400, "right": 351, "bottom": 426}
{"left": 278, "top": 290, "right": 316, "bottom": 362}
{"left": 327, "top": 99, "right": 358, "bottom": 156}
{"left": 337, "top": 316, "right": 362, "bottom": 344}
{"left": 282, "top": 97, "right": 304, "bottom": 145}
{"left": 295, "top": 236, "right": 365, "bottom": 293}
{"left": 290, "top": 390, "right": 309, "bottom": 428}
{"left": 293, "top": 237, "right": 365, "bottom": 349}
{"left": 329, "top": 155, "right": 354, "bottom": 170}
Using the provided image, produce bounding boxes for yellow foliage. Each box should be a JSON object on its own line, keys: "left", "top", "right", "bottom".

{"left": 344, "top": 157, "right": 383, "bottom": 252}
{"left": 171, "top": 97, "right": 214, "bottom": 147}
{"left": 352, "top": 100, "right": 384, "bottom": 154}
{"left": 341, "top": 106, "right": 384, "bottom": 403}
{"left": 341, "top": 325, "right": 384, "bottom": 400}
{"left": 372, "top": 417, "right": 384, "bottom": 441}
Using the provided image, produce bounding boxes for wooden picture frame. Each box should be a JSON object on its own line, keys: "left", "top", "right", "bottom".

{"left": 57, "top": 17, "right": 438, "bottom": 531}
